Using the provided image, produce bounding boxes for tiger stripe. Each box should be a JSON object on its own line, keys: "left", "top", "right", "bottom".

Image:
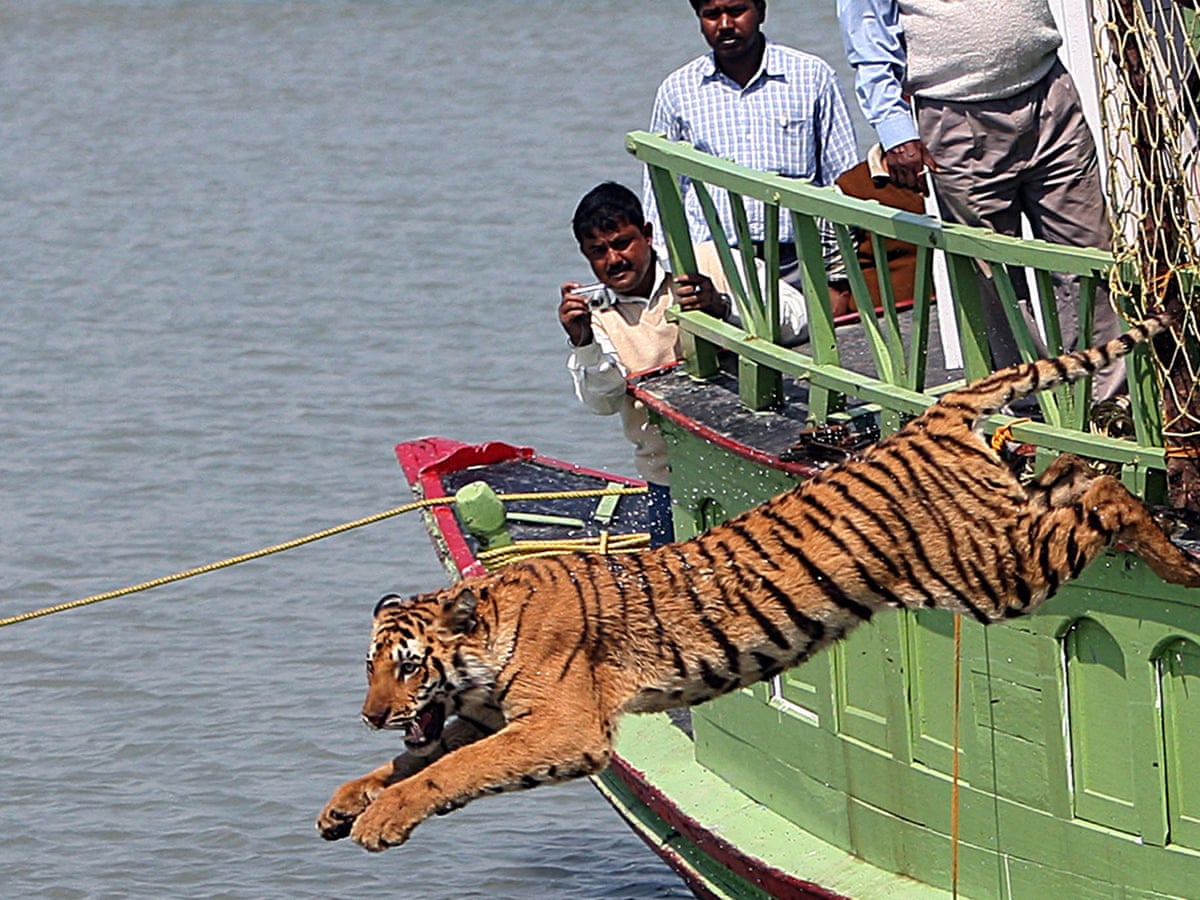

{"left": 320, "top": 314, "right": 1200, "bottom": 852}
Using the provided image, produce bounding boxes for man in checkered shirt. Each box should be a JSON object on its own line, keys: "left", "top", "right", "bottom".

{"left": 644, "top": 1, "right": 858, "bottom": 311}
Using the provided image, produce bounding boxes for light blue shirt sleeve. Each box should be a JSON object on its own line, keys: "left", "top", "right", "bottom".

{"left": 815, "top": 61, "right": 860, "bottom": 187}
{"left": 645, "top": 64, "right": 716, "bottom": 246}
{"left": 837, "top": 0, "right": 920, "bottom": 151}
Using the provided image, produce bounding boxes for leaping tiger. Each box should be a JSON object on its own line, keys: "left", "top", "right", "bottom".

{"left": 317, "top": 313, "right": 1200, "bottom": 851}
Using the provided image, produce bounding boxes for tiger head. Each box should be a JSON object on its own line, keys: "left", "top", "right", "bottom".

{"left": 360, "top": 586, "right": 483, "bottom": 757}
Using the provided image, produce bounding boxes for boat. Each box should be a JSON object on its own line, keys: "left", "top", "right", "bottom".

{"left": 603, "top": 130, "right": 1200, "bottom": 899}
{"left": 395, "top": 406, "right": 1200, "bottom": 900}
{"left": 395, "top": 435, "right": 867, "bottom": 899}
{"left": 397, "top": 177, "right": 1200, "bottom": 892}
{"left": 395, "top": 436, "right": 651, "bottom": 583}
{"left": 394, "top": 8, "right": 1200, "bottom": 896}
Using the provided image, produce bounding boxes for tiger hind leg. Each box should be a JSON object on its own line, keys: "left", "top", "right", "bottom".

{"left": 1029, "top": 467, "right": 1200, "bottom": 589}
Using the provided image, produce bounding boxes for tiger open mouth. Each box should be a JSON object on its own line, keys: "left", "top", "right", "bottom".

{"left": 404, "top": 701, "right": 447, "bottom": 751}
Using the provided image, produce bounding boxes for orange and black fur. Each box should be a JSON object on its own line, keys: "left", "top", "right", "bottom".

{"left": 318, "top": 314, "right": 1200, "bottom": 851}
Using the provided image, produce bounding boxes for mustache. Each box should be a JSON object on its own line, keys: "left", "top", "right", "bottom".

{"left": 605, "top": 261, "right": 633, "bottom": 277}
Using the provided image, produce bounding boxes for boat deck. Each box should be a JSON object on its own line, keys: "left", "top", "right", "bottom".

{"left": 597, "top": 715, "right": 949, "bottom": 900}
{"left": 633, "top": 310, "right": 1200, "bottom": 558}
{"left": 438, "top": 456, "right": 649, "bottom": 548}
{"left": 634, "top": 307, "right": 962, "bottom": 472}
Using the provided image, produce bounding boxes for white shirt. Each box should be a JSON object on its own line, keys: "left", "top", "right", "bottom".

{"left": 566, "top": 244, "right": 807, "bottom": 485}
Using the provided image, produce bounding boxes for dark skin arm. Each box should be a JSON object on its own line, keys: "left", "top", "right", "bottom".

{"left": 884, "top": 139, "right": 938, "bottom": 194}
{"left": 558, "top": 274, "right": 730, "bottom": 348}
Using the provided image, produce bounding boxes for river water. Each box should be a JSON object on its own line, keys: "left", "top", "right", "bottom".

{"left": 0, "top": 3, "right": 861, "bottom": 897}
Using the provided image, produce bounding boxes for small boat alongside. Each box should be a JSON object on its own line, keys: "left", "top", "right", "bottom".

{"left": 395, "top": 436, "right": 650, "bottom": 580}
{"left": 394, "top": 435, "right": 915, "bottom": 899}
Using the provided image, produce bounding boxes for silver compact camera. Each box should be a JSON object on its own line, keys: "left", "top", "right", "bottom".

{"left": 575, "top": 282, "right": 617, "bottom": 310}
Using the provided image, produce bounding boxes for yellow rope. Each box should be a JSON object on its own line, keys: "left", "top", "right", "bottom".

{"left": 990, "top": 417, "right": 1032, "bottom": 453}
{"left": 0, "top": 485, "right": 646, "bottom": 630}
{"left": 477, "top": 532, "right": 651, "bottom": 570}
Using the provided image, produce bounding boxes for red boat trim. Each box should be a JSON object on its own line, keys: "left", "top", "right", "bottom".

{"left": 395, "top": 437, "right": 507, "bottom": 578}
{"left": 395, "top": 436, "right": 646, "bottom": 578}
{"left": 628, "top": 367, "right": 822, "bottom": 480}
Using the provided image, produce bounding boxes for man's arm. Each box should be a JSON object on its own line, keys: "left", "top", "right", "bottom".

{"left": 642, "top": 86, "right": 672, "bottom": 249}
{"left": 560, "top": 283, "right": 627, "bottom": 416}
{"left": 812, "top": 64, "right": 860, "bottom": 292}
{"left": 566, "top": 342, "right": 628, "bottom": 416}
{"left": 837, "top": 0, "right": 915, "bottom": 150}
{"left": 814, "top": 64, "right": 860, "bottom": 190}
{"left": 643, "top": 79, "right": 698, "bottom": 251}
{"left": 693, "top": 242, "right": 806, "bottom": 341}
{"left": 837, "top": 0, "right": 934, "bottom": 191}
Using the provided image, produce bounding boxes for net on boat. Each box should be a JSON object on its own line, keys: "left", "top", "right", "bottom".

{"left": 1092, "top": 0, "right": 1200, "bottom": 474}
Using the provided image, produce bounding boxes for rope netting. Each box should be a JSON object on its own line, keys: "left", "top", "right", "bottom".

{"left": 1093, "top": 0, "right": 1200, "bottom": 479}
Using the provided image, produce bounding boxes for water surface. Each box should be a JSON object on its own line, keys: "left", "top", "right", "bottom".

{"left": 0, "top": 3, "right": 860, "bottom": 896}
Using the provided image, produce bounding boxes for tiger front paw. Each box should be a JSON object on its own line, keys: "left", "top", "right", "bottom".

{"left": 348, "top": 791, "right": 421, "bottom": 852}
{"left": 315, "top": 777, "right": 383, "bottom": 841}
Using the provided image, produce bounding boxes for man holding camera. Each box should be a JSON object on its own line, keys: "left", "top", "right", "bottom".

{"left": 559, "top": 181, "right": 805, "bottom": 546}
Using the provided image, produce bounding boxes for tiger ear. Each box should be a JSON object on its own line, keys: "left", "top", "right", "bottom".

{"left": 373, "top": 593, "right": 405, "bottom": 617}
{"left": 443, "top": 589, "right": 478, "bottom": 634}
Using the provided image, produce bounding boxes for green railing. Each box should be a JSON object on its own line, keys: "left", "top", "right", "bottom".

{"left": 629, "top": 130, "right": 1200, "bottom": 899}
{"left": 628, "top": 130, "right": 1167, "bottom": 499}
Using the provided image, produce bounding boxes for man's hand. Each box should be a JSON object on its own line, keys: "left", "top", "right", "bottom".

{"left": 672, "top": 273, "right": 730, "bottom": 319}
{"left": 559, "top": 282, "right": 596, "bottom": 347}
{"left": 884, "top": 139, "right": 937, "bottom": 194}
{"left": 827, "top": 280, "right": 853, "bottom": 318}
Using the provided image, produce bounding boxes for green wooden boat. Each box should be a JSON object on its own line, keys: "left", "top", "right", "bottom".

{"left": 400, "top": 124, "right": 1200, "bottom": 893}
{"left": 399, "top": 10, "right": 1200, "bottom": 891}
{"left": 571, "top": 121, "right": 1200, "bottom": 898}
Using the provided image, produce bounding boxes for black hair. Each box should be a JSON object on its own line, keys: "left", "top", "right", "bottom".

{"left": 688, "top": 0, "right": 766, "bottom": 13}
{"left": 571, "top": 182, "right": 644, "bottom": 244}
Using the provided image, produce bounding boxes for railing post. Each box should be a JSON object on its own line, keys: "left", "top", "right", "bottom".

{"left": 793, "top": 211, "right": 844, "bottom": 422}
{"left": 626, "top": 131, "right": 1165, "bottom": 495}
{"left": 644, "top": 162, "right": 720, "bottom": 379}
{"left": 738, "top": 205, "right": 783, "bottom": 410}
{"left": 945, "top": 253, "right": 994, "bottom": 382}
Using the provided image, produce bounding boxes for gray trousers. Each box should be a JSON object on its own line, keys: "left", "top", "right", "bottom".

{"left": 918, "top": 60, "right": 1125, "bottom": 399}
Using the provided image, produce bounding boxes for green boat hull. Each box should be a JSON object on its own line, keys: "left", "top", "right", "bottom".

{"left": 601, "top": 416, "right": 1200, "bottom": 899}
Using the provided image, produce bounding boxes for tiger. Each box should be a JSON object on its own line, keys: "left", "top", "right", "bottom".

{"left": 317, "top": 313, "right": 1200, "bottom": 852}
